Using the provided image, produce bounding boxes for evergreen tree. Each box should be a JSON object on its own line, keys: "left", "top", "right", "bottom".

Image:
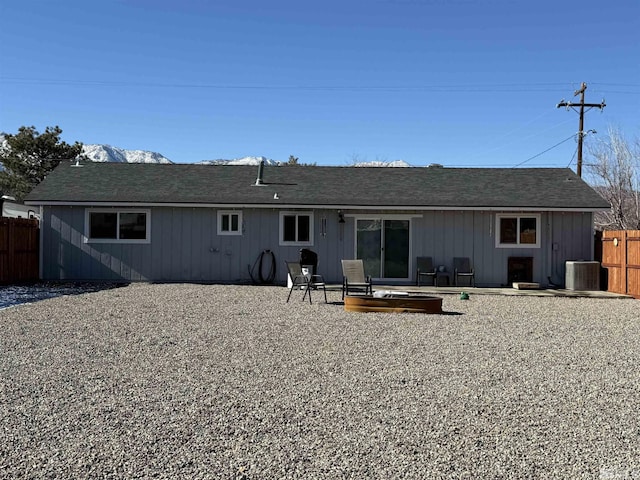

{"left": 287, "top": 154, "right": 316, "bottom": 166}
{"left": 0, "top": 126, "right": 86, "bottom": 201}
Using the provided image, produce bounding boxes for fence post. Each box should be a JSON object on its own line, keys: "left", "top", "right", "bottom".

{"left": 622, "top": 231, "right": 628, "bottom": 295}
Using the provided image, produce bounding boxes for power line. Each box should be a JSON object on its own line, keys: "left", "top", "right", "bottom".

{"left": 512, "top": 134, "right": 576, "bottom": 168}
{"left": 589, "top": 82, "right": 640, "bottom": 88}
{"left": 566, "top": 145, "right": 578, "bottom": 169}
{"left": 476, "top": 116, "right": 578, "bottom": 159}
{"left": 0, "top": 77, "right": 609, "bottom": 93}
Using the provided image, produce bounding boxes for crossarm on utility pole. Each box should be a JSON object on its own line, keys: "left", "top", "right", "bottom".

{"left": 556, "top": 82, "right": 606, "bottom": 177}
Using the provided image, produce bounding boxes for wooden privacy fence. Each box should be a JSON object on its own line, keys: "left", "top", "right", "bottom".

{"left": 601, "top": 230, "right": 640, "bottom": 298}
{"left": 0, "top": 218, "right": 39, "bottom": 283}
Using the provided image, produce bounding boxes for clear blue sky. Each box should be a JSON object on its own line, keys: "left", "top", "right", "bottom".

{"left": 1, "top": 0, "right": 638, "bottom": 167}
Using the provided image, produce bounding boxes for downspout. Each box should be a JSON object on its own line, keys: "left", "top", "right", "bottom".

{"left": 38, "top": 206, "right": 44, "bottom": 280}
{"left": 548, "top": 213, "right": 553, "bottom": 287}
{"left": 589, "top": 212, "right": 595, "bottom": 260}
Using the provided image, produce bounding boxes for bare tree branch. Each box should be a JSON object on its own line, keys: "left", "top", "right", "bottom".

{"left": 585, "top": 127, "right": 640, "bottom": 230}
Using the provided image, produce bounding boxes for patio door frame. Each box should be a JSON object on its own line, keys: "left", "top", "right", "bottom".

{"left": 353, "top": 214, "right": 414, "bottom": 281}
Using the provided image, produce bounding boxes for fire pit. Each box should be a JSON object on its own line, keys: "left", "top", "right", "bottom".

{"left": 344, "top": 294, "right": 443, "bottom": 314}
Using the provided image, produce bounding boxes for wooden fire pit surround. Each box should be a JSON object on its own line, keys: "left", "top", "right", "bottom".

{"left": 344, "top": 294, "right": 443, "bottom": 314}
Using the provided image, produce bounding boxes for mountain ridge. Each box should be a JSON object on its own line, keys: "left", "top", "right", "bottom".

{"left": 82, "top": 144, "right": 173, "bottom": 164}
{"left": 1, "top": 133, "right": 412, "bottom": 166}
{"left": 81, "top": 146, "right": 412, "bottom": 166}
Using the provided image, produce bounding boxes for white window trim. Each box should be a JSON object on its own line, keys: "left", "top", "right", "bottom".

{"left": 84, "top": 208, "right": 151, "bottom": 244}
{"left": 495, "top": 213, "right": 541, "bottom": 248}
{"left": 279, "top": 211, "right": 314, "bottom": 246}
{"left": 217, "top": 210, "right": 243, "bottom": 236}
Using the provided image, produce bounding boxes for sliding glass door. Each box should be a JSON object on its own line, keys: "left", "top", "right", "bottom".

{"left": 356, "top": 218, "right": 410, "bottom": 280}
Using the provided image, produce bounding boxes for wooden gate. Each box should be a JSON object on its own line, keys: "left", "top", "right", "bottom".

{"left": 0, "top": 218, "right": 39, "bottom": 283}
{"left": 601, "top": 230, "right": 640, "bottom": 298}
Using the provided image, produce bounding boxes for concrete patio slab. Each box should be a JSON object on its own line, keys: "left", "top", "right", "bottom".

{"left": 378, "top": 284, "right": 633, "bottom": 299}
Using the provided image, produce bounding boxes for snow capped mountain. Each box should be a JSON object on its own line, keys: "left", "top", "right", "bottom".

{"left": 82, "top": 144, "right": 173, "bottom": 164}
{"left": 353, "top": 160, "right": 411, "bottom": 167}
{"left": 1, "top": 136, "right": 173, "bottom": 165}
{"left": 198, "top": 156, "right": 281, "bottom": 166}
{"left": 1, "top": 133, "right": 414, "bottom": 167}
{"left": 80, "top": 148, "right": 284, "bottom": 166}
{"left": 199, "top": 157, "right": 412, "bottom": 167}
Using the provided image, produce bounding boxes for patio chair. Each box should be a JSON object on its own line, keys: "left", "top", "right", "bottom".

{"left": 416, "top": 256, "right": 437, "bottom": 286}
{"left": 341, "top": 259, "right": 373, "bottom": 299}
{"left": 453, "top": 257, "right": 475, "bottom": 287}
{"left": 285, "top": 261, "right": 327, "bottom": 304}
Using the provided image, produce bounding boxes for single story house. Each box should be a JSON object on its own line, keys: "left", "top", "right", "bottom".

{"left": 25, "top": 161, "right": 610, "bottom": 287}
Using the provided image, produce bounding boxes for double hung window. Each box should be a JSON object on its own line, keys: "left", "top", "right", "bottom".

{"left": 496, "top": 214, "right": 540, "bottom": 248}
{"left": 217, "top": 211, "right": 242, "bottom": 235}
{"left": 279, "top": 211, "right": 313, "bottom": 246}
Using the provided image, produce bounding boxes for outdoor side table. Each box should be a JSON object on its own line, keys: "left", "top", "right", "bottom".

{"left": 436, "top": 271, "right": 451, "bottom": 286}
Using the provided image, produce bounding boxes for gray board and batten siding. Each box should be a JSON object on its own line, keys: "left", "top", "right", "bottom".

{"left": 412, "top": 209, "right": 595, "bottom": 287}
{"left": 39, "top": 206, "right": 595, "bottom": 286}
{"left": 26, "top": 162, "right": 609, "bottom": 286}
{"left": 40, "top": 206, "right": 345, "bottom": 283}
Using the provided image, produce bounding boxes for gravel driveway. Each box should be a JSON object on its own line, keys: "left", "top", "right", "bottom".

{"left": 1, "top": 283, "right": 638, "bottom": 479}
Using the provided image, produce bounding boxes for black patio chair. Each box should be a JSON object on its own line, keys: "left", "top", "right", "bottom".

{"left": 453, "top": 257, "right": 475, "bottom": 287}
{"left": 285, "top": 261, "right": 327, "bottom": 304}
{"left": 416, "top": 256, "right": 437, "bottom": 286}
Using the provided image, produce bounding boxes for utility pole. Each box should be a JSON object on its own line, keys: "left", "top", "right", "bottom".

{"left": 557, "top": 82, "right": 606, "bottom": 177}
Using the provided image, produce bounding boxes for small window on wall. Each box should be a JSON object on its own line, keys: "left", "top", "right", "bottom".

{"left": 85, "top": 209, "right": 150, "bottom": 243}
{"left": 496, "top": 214, "right": 540, "bottom": 248}
{"left": 279, "top": 211, "right": 313, "bottom": 246}
{"left": 217, "top": 211, "right": 242, "bottom": 235}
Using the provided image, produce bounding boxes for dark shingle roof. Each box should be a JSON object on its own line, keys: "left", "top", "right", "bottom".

{"left": 25, "top": 162, "right": 610, "bottom": 210}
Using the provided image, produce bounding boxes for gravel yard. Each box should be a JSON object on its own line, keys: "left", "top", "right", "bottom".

{"left": 1, "top": 283, "right": 639, "bottom": 479}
